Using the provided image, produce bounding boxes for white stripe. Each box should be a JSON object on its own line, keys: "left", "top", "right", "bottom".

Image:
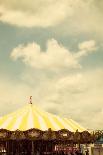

{"left": 11, "top": 110, "right": 28, "bottom": 131}
{"left": 47, "top": 115, "right": 61, "bottom": 131}
{"left": 35, "top": 109, "right": 75, "bottom": 131}
{"left": 11, "top": 116, "right": 23, "bottom": 130}
{"left": 69, "top": 119, "right": 85, "bottom": 131}
{"left": 27, "top": 109, "right": 34, "bottom": 130}
{"left": 33, "top": 109, "right": 48, "bottom": 130}
{"left": 38, "top": 116, "right": 48, "bottom": 130}
{"left": 56, "top": 116, "right": 74, "bottom": 131}
{"left": 35, "top": 109, "right": 61, "bottom": 130}
{"left": 64, "top": 118, "right": 77, "bottom": 131}
{"left": 64, "top": 118, "right": 83, "bottom": 132}
{"left": 0, "top": 117, "right": 13, "bottom": 129}
{"left": 0, "top": 104, "right": 85, "bottom": 131}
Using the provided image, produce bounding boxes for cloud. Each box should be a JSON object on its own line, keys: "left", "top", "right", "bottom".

{"left": 55, "top": 73, "right": 84, "bottom": 92}
{"left": 10, "top": 39, "right": 97, "bottom": 70}
{"left": 32, "top": 69, "right": 103, "bottom": 130}
{"left": 0, "top": 0, "right": 102, "bottom": 132}
{"left": 78, "top": 40, "right": 96, "bottom": 51}
{"left": 0, "top": 0, "right": 102, "bottom": 33}
{"left": 10, "top": 39, "right": 80, "bottom": 69}
{"left": 75, "top": 40, "right": 97, "bottom": 58}
{"left": 0, "top": 64, "right": 103, "bottom": 129}
{"left": 9, "top": 38, "right": 103, "bottom": 130}
{"left": 0, "top": 76, "right": 33, "bottom": 116}
{"left": 0, "top": 0, "right": 74, "bottom": 27}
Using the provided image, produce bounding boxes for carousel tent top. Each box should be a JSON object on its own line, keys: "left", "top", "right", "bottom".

{"left": 0, "top": 103, "right": 86, "bottom": 132}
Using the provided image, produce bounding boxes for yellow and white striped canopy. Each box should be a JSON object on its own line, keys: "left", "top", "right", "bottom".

{"left": 0, "top": 104, "right": 85, "bottom": 132}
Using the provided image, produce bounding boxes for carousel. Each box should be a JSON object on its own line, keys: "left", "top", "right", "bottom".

{"left": 0, "top": 97, "right": 93, "bottom": 155}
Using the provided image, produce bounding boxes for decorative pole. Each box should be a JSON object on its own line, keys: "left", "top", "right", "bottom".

{"left": 29, "top": 96, "right": 32, "bottom": 104}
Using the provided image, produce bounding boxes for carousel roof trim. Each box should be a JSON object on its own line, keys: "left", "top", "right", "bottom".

{"left": 0, "top": 104, "right": 86, "bottom": 132}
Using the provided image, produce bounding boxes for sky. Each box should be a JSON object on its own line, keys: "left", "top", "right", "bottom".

{"left": 0, "top": 0, "right": 103, "bottom": 130}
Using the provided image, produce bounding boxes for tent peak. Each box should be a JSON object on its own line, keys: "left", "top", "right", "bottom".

{"left": 29, "top": 96, "right": 32, "bottom": 104}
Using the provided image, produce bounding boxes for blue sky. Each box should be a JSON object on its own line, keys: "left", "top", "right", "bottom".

{"left": 0, "top": 0, "right": 103, "bottom": 130}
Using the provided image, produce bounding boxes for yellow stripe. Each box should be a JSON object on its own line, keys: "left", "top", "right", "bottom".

{"left": 31, "top": 108, "right": 41, "bottom": 129}
{"left": 6, "top": 117, "right": 17, "bottom": 130}
{"left": 41, "top": 116, "right": 56, "bottom": 130}
{"left": 63, "top": 118, "right": 77, "bottom": 131}
{"left": 69, "top": 119, "right": 85, "bottom": 131}
{"left": 64, "top": 119, "right": 83, "bottom": 131}
{"left": 6, "top": 109, "right": 28, "bottom": 130}
{"left": 32, "top": 107, "right": 57, "bottom": 130}
{"left": 19, "top": 110, "right": 30, "bottom": 130}
{"left": 0, "top": 106, "right": 28, "bottom": 130}
{"left": 0, "top": 104, "right": 85, "bottom": 132}
{"left": 0, "top": 116, "right": 10, "bottom": 126}
{"left": 33, "top": 106, "right": 73, "bottom": 130}
{"left": 0, "top": 105, "right": 27, "bottom": 119}
{"left": 52, "top": 116, "right": 65, "bottom": 129}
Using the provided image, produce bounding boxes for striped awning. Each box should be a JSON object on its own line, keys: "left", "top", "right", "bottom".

{"left": 0, "top": 104, "right": 86, "bottom": 132}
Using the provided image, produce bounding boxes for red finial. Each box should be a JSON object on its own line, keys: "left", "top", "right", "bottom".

{"left": 29, "top": 96, "right": 32, "bottom": 104}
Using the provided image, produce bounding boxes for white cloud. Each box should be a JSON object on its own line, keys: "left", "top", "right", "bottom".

{"left": 78, "top": 40, "right": 96, "bottom": 51}
{"left": 0, "top": 76, "right": 33, "bottom": 116}
{"left": 75, "top": 40, "right": 97, "bottom": 58}
{"left": 0, "top": 0, "right": 102, "bottom": 39}
{"left": 9, "top": 38, "right": 103, "bottom": 130}
{"left": 55, "top": 73, "right": 84, "bottom": 91}
{"left": 0, "top": 0, "right": 102, "bottom": 131}
{"left": 10, "top": 39, "right": 97, "bottom": 70}
{"left": 0, "top": 66, "right": 103, "bottom": 129}
{"left": 32, "top": 69, "right": 103, "bottom": 130}
{"left": 11, "top": 39, "right": 79, "bottom": 69}
{"left": 0, "top": 0, "right": 74, "bottom": 27}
